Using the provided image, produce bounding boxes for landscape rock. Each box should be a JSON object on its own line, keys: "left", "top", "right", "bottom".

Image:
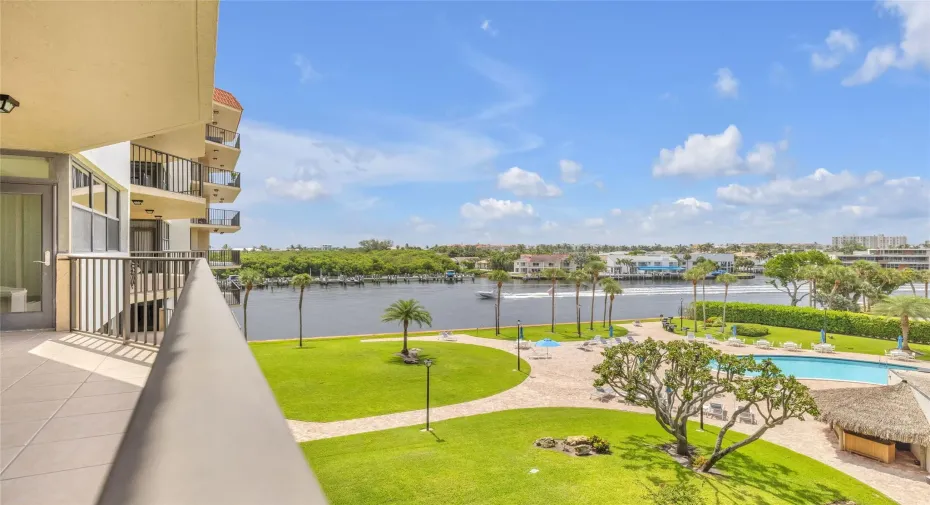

{"left": 565, "top": 436, "right": 590, "bottom": 446}
{"left": 574, "top": 444, "right": 593, "bottom": 456}
{"left": 534, "top": 437, "right": 557, "bottom": 449}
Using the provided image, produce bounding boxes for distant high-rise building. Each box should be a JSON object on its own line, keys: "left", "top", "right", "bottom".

{"left": 832, "top": 235, "right": 907, "bottom": 249}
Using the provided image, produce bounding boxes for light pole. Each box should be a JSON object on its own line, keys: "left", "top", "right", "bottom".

{"left": 679, "top": 298, "right": 683, "bottom": 330}
{"left": 516, "top": 319, "right": 522, "bottom": 372}
{"left": 422, "top": 359, "right": 433, "bottom": 432}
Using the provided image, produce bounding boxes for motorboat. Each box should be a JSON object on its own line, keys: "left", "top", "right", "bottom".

{"left": 475, "top": 291, "right": 495, "bottom": 299}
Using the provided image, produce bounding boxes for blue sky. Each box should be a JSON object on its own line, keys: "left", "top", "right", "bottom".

{"left": 213, "top": 1, "right": 929, "bottom": 248}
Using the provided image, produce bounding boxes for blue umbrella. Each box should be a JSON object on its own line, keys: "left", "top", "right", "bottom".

{"left": 731, "top": 325, "right": 737, "bottom": 337}
{"left": 535, "top": 338, "right": 561, "bottom": 358}
{"left": 519, "top": 326, "right": 524, "bottom": 341}
{"left": 898, "top": 335, "right": 904, "bottom": 350}
{"left": 820, "top": 329, "right": 826, "bottom": 344}
{"left": 609, "top": 325, "right": 614, "bottom": 338}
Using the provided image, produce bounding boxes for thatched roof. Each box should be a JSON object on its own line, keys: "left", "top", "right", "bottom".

{"left": 893, "top": 370, "right": 930, "bottom": 398}
{"left": 812, "top": 381, "right": 930, "bottom": 446}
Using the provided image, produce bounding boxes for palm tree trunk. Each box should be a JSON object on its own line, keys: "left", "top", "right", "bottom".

{"left": 243, "top": 288, "right": 250, "bottom": 341}
{"left": 692, "top": 281, "right": 698, "bottom": 332}
{"left": 590, "top": 279, "right": 596, "bottom": 330}
{"left": 722, "top": 283, "right": 729, "bottom": 333}
{"left": 402, "top": 321, "right": 409, "bottom": 354}
{"left": 298, "top": 287, "right": 304, "bottom": 347}
{"left": 602, "top": 291, "right": 608, "bottom": 328}
{"left": 911, "top": 283, "right": 917, "bottom": 295}
{"left": 925, "top": 282, "right": 929, "bottom": 299}
{"left": 550, "top": 280, "right": 556, "bottom": 332}
{"left": 575, "top": 286, "right": 581, "bottom": 336}
{"left": 701, "top": 280, "right": 707, "bottom": 329}
{"left": 608, "top": 296, "right": 614, "bottom": 328}
{"left": 496, "top": 282, "right": 502, "bottom": 335}
{"left": 902, "top": 314, "right": 911, "bottom": 351}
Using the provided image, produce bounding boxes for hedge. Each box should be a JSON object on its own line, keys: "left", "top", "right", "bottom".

{"left": 693, "top": 302, "right": 930, "bottom": 345}
{"left": 733, "top": 323, "right": 770, "bottom": 338}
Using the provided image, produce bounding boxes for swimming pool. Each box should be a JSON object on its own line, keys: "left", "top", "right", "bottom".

{"left": 742, "top": 356, "right": 920, "bottom": 385}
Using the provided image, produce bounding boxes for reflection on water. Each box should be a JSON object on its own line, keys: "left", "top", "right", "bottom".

{"left": 234, "top": 277, "right": 805, "bottom": 341}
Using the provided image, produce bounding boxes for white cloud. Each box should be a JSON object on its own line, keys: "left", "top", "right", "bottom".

{"left": 409, "top": 216, "right": 436, "bottom": 233}
{"left": 460, "top": 198, "right": 536, "bottom": 224}
{"left": 583, "top": 217, "right": 605, "bottom": 228}
{"left": 497, "top": 167, "right": 562, "bottom": 197}
{"left": 293, "top": 54, "right": 320, "bottom": 84}
{"left": 811, "top": 29, "right": 859, "bottom": 70}
{"left": 674, "top": 197, "right": 713, "bottom": 212}
{"left": 610, "top": 208, "right": 623, "bottom": 216}
{"left": 541, "top": 220, "right": 559, "bottom": 231}
{"left": 265, "top": 177, "right": 327, "bottom": 201}
{"left": 714, "top": 68, "right": 739, "bottom": 98}
{"left": 844, "top": 1, "right": 930, "bottom": 85}
{"left": 559, "top": 159, "right": 583, "bottom": 183}
{"left": 654, "top": 125, "right": 767, "bottom": 177}
{"left": 716, "top": 168, "right": 884, "bottom": 206}
{"left": 480, "top": 19, "right": 498, "bottom": 36}
{"left": 465, "top": 50, "right": 535, "bottom": 120}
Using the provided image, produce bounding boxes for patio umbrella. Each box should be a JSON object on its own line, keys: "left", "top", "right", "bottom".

{"left": 609, "top": 325, "right": 614, "bottom": 338}
{"left": 535, "top": 338, "right": 561, "bottom": 358}
{"left": 519, "top": 325, "right": 524, "bottom": 341}
{"left": 898, "top": 335, "right": 903, "bottom": 349}
{"left": 731, "top": 325, "right": 737, "bottom": 337}
{"left": 820, "top": 329, "right": 826, "bottom": 344}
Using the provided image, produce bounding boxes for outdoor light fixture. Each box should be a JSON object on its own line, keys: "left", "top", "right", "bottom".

{"left": 0, "top": 94, "right": 20, "bottom": 113}
{"left": 131, "top": 199, "right": 143, "bottom": 206}
{"left": 516, "top": 319, "right": 523, "bottom": 372}
{"left": 422, "top": 359, "right": 434, "bottom": 432}
{"left": 153, "top": 215, "right": 162, "bottom": 219}
{"left": 145, "top": 209, "right": 154, "bottom": 214}
{"left": 213, "top": 149, "right": 219, "bottom": 153}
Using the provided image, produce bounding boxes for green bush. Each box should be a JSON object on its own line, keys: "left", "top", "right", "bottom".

{"left": 705, "top": 316, "right": 722, "bottom": 327}
{"left": 648, "top": 482, "right": 706, "bottom": 505}
{"left": 589, "top": 435, "right": 611, "bottom": 455}
{"left": 694, "top": 302, "right": 930, "bottom": 345}
{"left": 733, "top": 323, "right": 769, "bottom": 338}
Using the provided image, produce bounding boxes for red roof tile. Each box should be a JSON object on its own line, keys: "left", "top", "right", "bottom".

{"left": 213, "top": 87, "right": 242, "bottom": 111}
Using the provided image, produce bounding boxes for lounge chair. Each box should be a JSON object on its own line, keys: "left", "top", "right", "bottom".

{"left": 704, "top": 334, "right": 720, "bottom": 345}
{"left": 590, "top": 386, "right": 615, "bottom": 401}
{"left": 684, "top": 332, "right": 696, "bottom": 343}
{"left": 738, "top": 409, "right": 757, "bottom": 424}
{"left": 593, "top": 336, "right": 608, "bottom": 346}
{"left": 886, "top": 349, "right": 916, "bottom": 361}
{"left": 704, "top": 402, "right": 728, "bottom": 420}
{"left": 577, "top": 340, "right": 596, "bottom": 350}
{"left": 626, "top": 335, "right": 637, "bottom": 344}
{"left": 633, "top": 320, "right": 642, "bottom": 327}
{"left": 439, "top": 331, "right": 458, "bottom": 342}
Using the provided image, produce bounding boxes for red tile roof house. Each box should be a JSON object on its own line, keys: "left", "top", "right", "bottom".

{"left": 513, "top": 254, "right": 574, "bottom": 274}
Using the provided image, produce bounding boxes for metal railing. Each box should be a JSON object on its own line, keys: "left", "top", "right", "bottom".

{"left": 69, "top": 256, "right": 196, "bottom": 346}
{"left": 206, "top": 124, "right": 241, "bottom": 149}
{"left": 95, "top": 260, "right": 328, "bottom": 505}
{"left": 191, "top": 208, "right": 240, "bottom": 227}
{"left": 131, "top": 250, "right": 241, "bottom": 268}
{"left": 204, "top": 166, "right": 241, "bottom": 188}
{"left": 130, "top": 144, "right": 203, "bottom": 197}
{"left": 218, "top": 279, "right": 242, "bottom": 306}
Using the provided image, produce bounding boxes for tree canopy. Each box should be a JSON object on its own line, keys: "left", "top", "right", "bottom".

{"left": 241, "top": 249, "right": 458, "bottom": 278}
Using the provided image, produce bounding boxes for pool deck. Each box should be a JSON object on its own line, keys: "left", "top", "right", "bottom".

{"left": 289, "top": 321, "right": 929, "bottom": 505}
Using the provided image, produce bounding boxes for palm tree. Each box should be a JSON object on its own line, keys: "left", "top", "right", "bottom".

{"left": 798, "top": 265, "right": 821, "bottom": 308}
{"left": 696, "top": 260, "right": 717, "bottom": 328}
{"left": 918, "top": 270, "right": 930, "bottom": 299}
{"left": 601, "top": 278, "right": 621, "bottom": 328}
{"left": 584, "top": 259, "right": 607, "bottom": 330}
{"left": 541, "top": 268, "right": 566, "bottom": 332}
{"left": 683, "top": 267, "right": 704, "bottom": 332}
{"left": 487, "top": 270, "right": 511, "bottom": 335}
{"left": 239, "top": 268, "right": 264, "bottom": 341}
{"left": 616, "top": 258, "right": 636, "bottom": 276}
{"left": 569, "top": 270, "right": 587, "bottom": 336}
{"left": 714, "top": 273, "right": 739, "bottom": 333}
{"left": 291, "top": 273, "right": 312, "bottom": 347}
{"left": 381, "top": 299, "right": 433, "bottom": 356}
{"left": 870, "top": 295, "right": 930, "bottom": 351}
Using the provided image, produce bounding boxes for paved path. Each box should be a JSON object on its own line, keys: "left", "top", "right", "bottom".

{"left": 288, "top": 322, "right": 928, "bottom": 505}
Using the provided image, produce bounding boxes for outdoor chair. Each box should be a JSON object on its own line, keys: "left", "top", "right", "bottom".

{"left": 439, "top": 331, "right": 458, "bottom": 342}
{"left": 781, "top": 342, "right": 801, "bottom": 352}
{"left": 589, "top": 386, "right": 615, "bottom": 401}
{"left": 754, "top": 339, "right": 772, "bottom": 350}
{"left": 813, "top": 343, "right": 836, "bottom": 353}
{"left": 704, "top": 402, "right": 728, "bottom": 420}
{"left": 593, "top": 336, "right": 608, "bottom": 346}
{"left": 626, "top": 335, "right": 637, "bottom": 344}
{"left": 726, "top": 337, "right": 745, "bottom": 347}
{"left": 633, "top": 320, "right": 642, "bottom": 327}
{"left": 738, "top": 409, "right": 757, "bottom": 425}
{"left": 577, "top": 340, "right": 596, "bottom": 350}
{"left": 886, "top": 349, "right": 916, "bottom": 361}
{"left": 704, "top": 334, "right": 719, "bottom": 345}
{"left": 685, "top": 332, "right": 696, "bottom": 343}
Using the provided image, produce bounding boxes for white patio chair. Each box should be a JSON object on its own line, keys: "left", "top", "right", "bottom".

{"left": 704, "top": 334, "right": 720, "bottom": 345}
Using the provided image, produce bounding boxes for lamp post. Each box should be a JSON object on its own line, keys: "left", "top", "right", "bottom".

{"left": 516, "top": 319, "right": 522, "bottom": 372}
{"left": 422, "top": 358, "right": 433, "bottom": 432}
{"left": 679, "top": 298, "right": 683, "bottom": 330}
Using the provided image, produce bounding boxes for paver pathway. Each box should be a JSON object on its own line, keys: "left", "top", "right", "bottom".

{"left": 288, "top": 322, "right": 928, "bottom": 505}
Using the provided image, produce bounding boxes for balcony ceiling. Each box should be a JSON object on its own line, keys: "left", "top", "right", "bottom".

{"left": 0, "top": 1, "right": 218, "bottom": 153}
{"left": 129, "top": 186, "right": 206, "bottom": 220}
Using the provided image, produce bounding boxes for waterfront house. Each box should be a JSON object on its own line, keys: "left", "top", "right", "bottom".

{"left": 512, "top": 254, "right": 574, "bottom": 275}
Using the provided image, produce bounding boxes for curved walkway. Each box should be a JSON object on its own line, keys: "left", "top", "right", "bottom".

{"left": 288, "top": 322, "right": 927, "bottom": 505}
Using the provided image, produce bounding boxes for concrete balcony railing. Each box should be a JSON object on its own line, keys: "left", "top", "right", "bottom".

{"left": 94, "top": 259, "right": 328, "bottom": 505}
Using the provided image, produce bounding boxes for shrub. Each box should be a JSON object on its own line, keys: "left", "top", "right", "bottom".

{"left": 694, "top": 302, "right": 930, "bottom": 345}
{"left": 648, "top": 482, "right": 706, "bottom": 505}
{"left": 589, "top": 435, "right": 611, "bottom": 454}
{"left": 705, "top": 316, "right": 722, "bottom": 327}
{"left": 691, "top": 455, "right": 708, "bottom": 469}
{"left": 733, "top": 323, "right": 769, "bottom": 338}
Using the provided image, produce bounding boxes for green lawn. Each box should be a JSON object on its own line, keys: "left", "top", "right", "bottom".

{"left": 672, "top": 320, "right": 930, "bottom": 361}
{"left": 251, "top": 339, "right": 530, "bottom": 422}
{"left": 474, "top": 319, "right": 658, "bottom": 342}
{"left": 302, "top": 408, "right": 894, "bottom": 505}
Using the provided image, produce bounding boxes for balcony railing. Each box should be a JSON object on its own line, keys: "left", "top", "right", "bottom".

{"left": 204, "top": 166, "right": 241, "bottom": 188}
{"left": 191, "top": 208, "right": 240, "bottom": 227}
{"left": 206, "top": 124, "right": 240, "bottom": 149}
{"left": 130, "top": 144, "right": 203, "bottom": 197}
{"left": 217, "top": 278, "right": 242, "bottom": 306}
{"left": 68, "top": 255, "right": 197, "bottom": 346}
{"left": 131, "top": 250, "right": 242, "bottom": 269}
{"left": 94, "top": 260, "right": 329, "bottom": 505}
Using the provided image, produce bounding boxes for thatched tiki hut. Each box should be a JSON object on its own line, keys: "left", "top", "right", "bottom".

{"left": 812, "top": 371, "right": 930, "bottom": 471}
